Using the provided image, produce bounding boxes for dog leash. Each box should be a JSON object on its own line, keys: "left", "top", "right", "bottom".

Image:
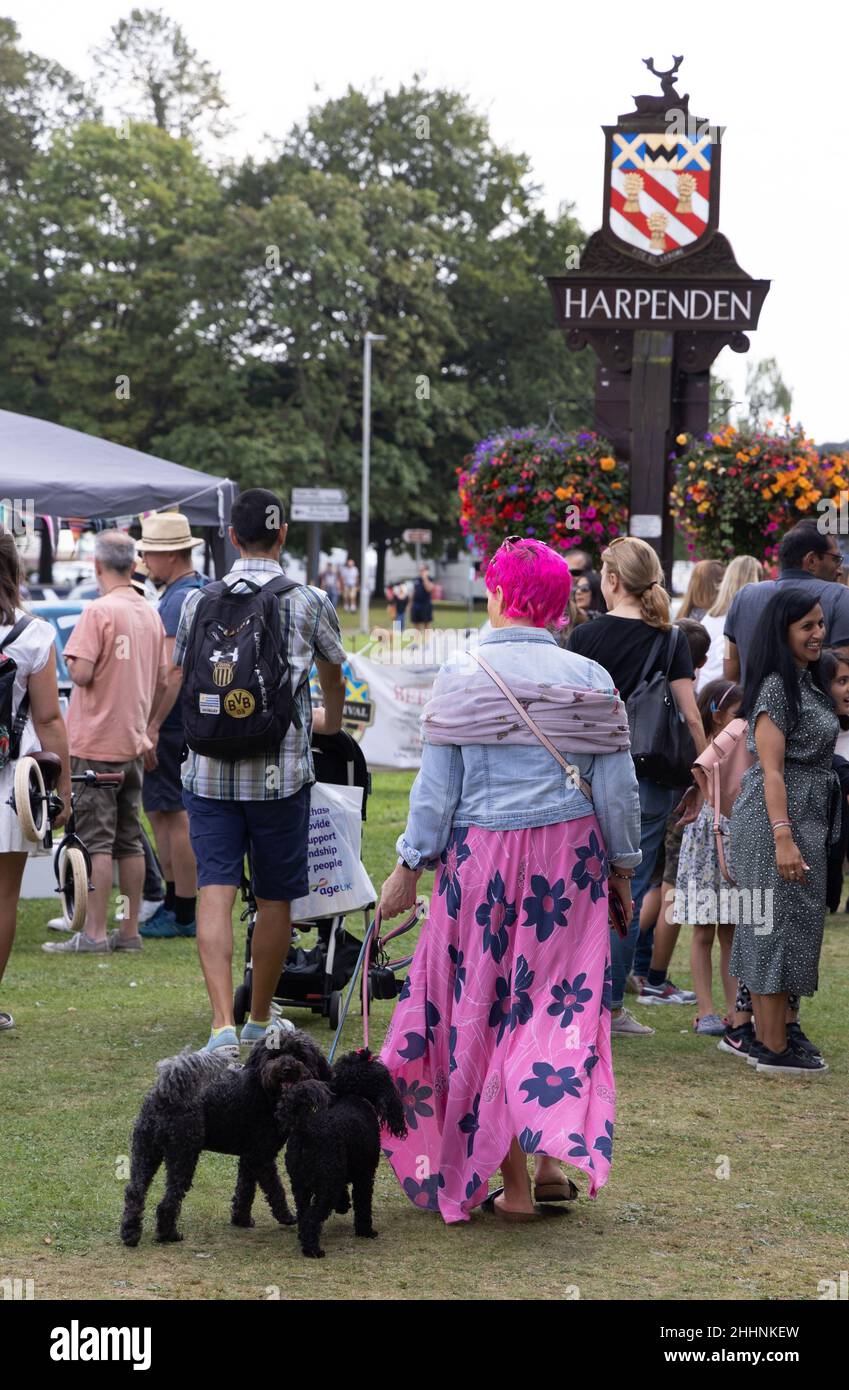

{"left": 327, "top": 899, "right": 426, "bottom": 1062}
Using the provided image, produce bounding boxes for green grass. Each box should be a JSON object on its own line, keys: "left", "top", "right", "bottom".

{"left": 1, "top": 770, "right": 848, "bottom": 1301}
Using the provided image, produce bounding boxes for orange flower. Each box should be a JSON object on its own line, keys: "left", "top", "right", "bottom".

{"left": 599, "top": 456, "right": 616, "bottom": 471}
{"left": 676, "top": 433, "right": 688, "bottom": 445}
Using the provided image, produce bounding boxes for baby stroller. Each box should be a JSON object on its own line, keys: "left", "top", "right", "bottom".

{"left": 232, "top": 730, "right": 410, "bottom": 1030}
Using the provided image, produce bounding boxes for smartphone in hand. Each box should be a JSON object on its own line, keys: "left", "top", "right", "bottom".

{"left": 608, "top": 890, "right": 630, "bottom": 939}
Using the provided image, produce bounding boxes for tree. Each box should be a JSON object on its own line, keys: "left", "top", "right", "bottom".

{"left": 738, "top": 356, "right": 792, "bottom": 432}
{"left": 90, "top": 7, "right": 230, "bottom": 141}
{"left": 0, "top": 122, "right": 230, "bottom": 448}
{"left": 233, "top": 81, "right": 594, "bottom": 575}
{"left": 0, "top": 17, "right": 96, "bottom": 188}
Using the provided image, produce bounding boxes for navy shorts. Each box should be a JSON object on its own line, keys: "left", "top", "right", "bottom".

{"left": 142, "top": 727, "right": 186, "bottom": 814}
{"left": 182, "top": 786, "right": 311, "bottom": 902}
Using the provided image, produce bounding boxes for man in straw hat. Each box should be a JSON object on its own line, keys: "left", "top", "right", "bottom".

{"left": 137, "top": 513, "right": 207, "bottom": 939}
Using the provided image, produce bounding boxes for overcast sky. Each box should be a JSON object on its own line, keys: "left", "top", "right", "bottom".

{"left": 9, "top": 0, "right": 848, "bottom": 441}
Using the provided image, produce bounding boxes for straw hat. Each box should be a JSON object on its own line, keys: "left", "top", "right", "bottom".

{"left": 139, "top": 512, "right": 203, "bottom": 552}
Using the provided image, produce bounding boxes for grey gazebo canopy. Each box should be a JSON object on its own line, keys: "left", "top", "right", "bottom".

{"left": 0, "top": 409, "right": 237, "bottom": 527}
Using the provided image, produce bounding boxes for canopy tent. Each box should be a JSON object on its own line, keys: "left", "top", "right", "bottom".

{"left": 0, "top": 409, "right": 239, "bottom": 578}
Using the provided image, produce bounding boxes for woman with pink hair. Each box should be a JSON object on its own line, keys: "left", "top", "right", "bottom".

{"left": 377, "top": 538, "right": 640, "bottom": 1223}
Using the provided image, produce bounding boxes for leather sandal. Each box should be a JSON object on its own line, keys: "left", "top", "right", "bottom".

{"left": 480, "top": 1186, "right": 543, "bottom": 1222}
{"left": 533, "top": 1177, "right": 579, "bottom": 1203}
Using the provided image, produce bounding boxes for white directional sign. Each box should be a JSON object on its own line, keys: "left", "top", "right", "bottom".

{"left": 291, "top": 488, "right": 349, "bottom": 522}
{"left": 403, "top": 528, "right": 432, "bottom": 544}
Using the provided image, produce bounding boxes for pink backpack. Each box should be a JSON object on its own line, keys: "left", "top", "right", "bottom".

{"left": 691, "top": 717, "right": 754, "bottom": 885}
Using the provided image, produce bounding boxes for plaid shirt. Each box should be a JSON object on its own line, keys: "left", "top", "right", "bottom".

{"left": 174, "top": 558, "right": 346, "bottom": 800}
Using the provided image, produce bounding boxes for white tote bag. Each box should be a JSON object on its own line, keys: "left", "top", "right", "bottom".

{"left": 290, "top": 782, "right": 376, "bottom": 923}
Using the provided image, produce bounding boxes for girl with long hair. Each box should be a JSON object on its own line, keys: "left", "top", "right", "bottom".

{"left": 726, "top": 587, "right": 834, "bottom": 1074}
{"left": 0, "top": 530, "right": 71, "bottom": 1032}
{"left": 677, "top": 558, "right": 725, "bottom": 621}
{"left": 696, "top": 555, "right": 764, "bottom": 692}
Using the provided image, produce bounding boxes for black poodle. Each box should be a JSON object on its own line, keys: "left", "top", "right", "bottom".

{"left": 120, "top": 1029, "right": 331, "bottom": 1247}
{"left": 280, "top": 1047, "right": 407, "bottom": 1258}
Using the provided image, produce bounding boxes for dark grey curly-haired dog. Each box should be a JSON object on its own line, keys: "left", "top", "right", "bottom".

{"left": 120, "top": 1029, "right": 331, "bottom": 1247}
{"left": 279, "top": 1048, "right": 408, "bottom": 1259}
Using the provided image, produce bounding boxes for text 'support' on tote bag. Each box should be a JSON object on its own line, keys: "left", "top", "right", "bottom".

{"left": 290, "top": 782, "right": 376, "bottom": 923}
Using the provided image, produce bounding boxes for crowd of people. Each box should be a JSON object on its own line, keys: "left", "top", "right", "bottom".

{"left": 0, "top": 505, "right": 842, "bottom": 1230}
{"left": 378, "top": 518, "right": 844, "bottom": 1221}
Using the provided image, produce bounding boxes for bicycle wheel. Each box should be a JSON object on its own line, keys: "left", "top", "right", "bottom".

{"left": 13, "top": 756, "right": 48, "bottom": 843}
{"left": 58, "top": 844, "right": 89, "bottom": 932}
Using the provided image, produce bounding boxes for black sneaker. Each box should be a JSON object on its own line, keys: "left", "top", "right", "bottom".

{"left": 746, "top": 1038, "right": 767, "bottom": 1067}
{"left": 786, "top": 1022, "right": 822, "bottom": 1058}
{"left": 717, "top": 1022, "right": 755, "bottom": 1058}
{"left": 756, "top": 1045, "right": 829, "bottom": 1076}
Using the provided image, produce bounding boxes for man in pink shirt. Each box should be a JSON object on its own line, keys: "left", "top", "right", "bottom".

{"left": 43, "top": 532, "right": 168, "bottom": 955}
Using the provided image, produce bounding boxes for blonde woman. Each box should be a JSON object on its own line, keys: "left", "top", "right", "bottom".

{"left": 696, "top": 556, "right": 763, "bottom": 692}
{"left": 567, "top": 537, "right": 706, "bottom": 1034}
{"left": 677, "top": 559, "right": 725, "bottom": 621}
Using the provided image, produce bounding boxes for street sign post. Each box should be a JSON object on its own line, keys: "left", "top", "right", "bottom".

{"left": 290, "top": 489, "right": 349, "bottom": 585}
{"left": 290, "top": 488, "right": 349, "bottom": 523}
{"left": 546, "top": 56, "right": 770, "bottom": 581}
{"left": 403, "top": 527, "right": 432, "bottom": 567}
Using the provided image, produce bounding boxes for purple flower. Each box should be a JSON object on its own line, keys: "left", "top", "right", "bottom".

{"left": 447, "top": 945, "right": 466, "bottom": 1002}
{"left": 547, "top": 973, "right": 593, "bottom": 1028}
{"left": 458, "top": 1093, "right": 481, "bottom": 1157}
{"left": 476, "top": 870, "right": 517, "bottom": 963}
{"left": 593, "top": 1120, "right": 614, "bottom": 1162}
{"left": 520, "top": 1062, "right": 583, "bottom": 1108}
{"left": 438, "top": 828, "right": 471, "bottom": 919}
{"left": 522, "top": 874, "right": 572, "bottom": 943}
{"left": 402, "top": 1172, "right": 445, "bottom": 1210}
{"left": 571, "top": 830, "right": 608, "bottom": 902}
{"left": 487, "top": 954, "right": 535, "bottom": 1045}
{"left": 396, "top": 1078, "right": 434, "bottom": 1130}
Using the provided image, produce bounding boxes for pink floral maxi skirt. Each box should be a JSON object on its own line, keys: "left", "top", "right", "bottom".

{"left": 379, "top": 818, "right": 615, "bottom": 1224}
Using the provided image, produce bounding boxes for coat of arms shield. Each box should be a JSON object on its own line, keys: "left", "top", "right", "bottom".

{"left": 602, "top": 125, "right": 720, "bottom": 266}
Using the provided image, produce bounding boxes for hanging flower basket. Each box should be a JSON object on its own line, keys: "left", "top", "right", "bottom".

{"left": 456, "top": 427, "right": 629, "bottom": 566}
{"left": 670, "top": 420, "right": 849, "bottom": 562}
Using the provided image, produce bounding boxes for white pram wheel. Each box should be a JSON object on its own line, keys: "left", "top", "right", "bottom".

{"left": 14, "top": 756, "right": 48, "bottom": 843}
{"left": 58, "top": 844, "right": 89, "bottom": 932}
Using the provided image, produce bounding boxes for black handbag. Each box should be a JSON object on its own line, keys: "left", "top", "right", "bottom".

{"left": 626, "top": 626, "right": 696, "bottom": 788}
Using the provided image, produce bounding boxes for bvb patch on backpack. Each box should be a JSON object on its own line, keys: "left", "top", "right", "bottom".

{"left": 181, "top": 576, "right": 300, "bottom": 760}
{"left": 0, "top": 615, "right": 35, "bottom": 771}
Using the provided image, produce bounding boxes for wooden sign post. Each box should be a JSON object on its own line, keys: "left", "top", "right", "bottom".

{"left": 548, "top": 57, "right": 770, "bottom": 578}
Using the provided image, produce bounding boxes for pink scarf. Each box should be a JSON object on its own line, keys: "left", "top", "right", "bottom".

{"left": 422, "top": 677, "right": 631, "bottom": 754}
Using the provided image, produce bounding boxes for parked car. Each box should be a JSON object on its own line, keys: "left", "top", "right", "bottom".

{"left": 27, "top": 600, "right": 87, "bottom": 710}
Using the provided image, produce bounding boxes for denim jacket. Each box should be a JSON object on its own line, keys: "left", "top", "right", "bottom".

{"left": 397, "top": 626, "right": 642, "bottom": 871}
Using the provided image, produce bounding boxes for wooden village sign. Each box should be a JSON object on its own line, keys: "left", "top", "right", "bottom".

{"left": 548, "top": 56, "right": 770, "bottom": 574}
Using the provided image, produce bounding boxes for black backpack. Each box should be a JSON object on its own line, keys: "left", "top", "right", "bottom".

{"left": 181, "top": 575, "right": 300, "bottom": 760}
{"left": 626, "top": 626, "right": 696, "bottom": 788}
{"left": 0, "top": 615, "right": 35, "bottom": 770}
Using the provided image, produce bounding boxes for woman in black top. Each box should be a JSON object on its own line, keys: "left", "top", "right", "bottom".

{"left": 567, "top": 537, "right": 706, "bottom": 1034}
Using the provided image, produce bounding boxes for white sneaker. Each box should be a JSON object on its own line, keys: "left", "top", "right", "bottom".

{"left": 118, "top": 897, "right": 162, "bottom": 924}
{"left": 611, "top": 1007, "right": 655, "bottom": 1036}
{"left": 47, "top": 916, "right": 71, "bottom": 932}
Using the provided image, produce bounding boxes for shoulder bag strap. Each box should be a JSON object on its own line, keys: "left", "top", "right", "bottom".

{"left": 0, "top": 614, "right": 34, "bottom": 655}
{"left": 663, "top": 624, "right": 682, "bottom": 677}
{"left": 469, "top": 649, "right": 593, "bottom": 804}
{"left": 634, "top": 629, "right": 668, "bottom": 689}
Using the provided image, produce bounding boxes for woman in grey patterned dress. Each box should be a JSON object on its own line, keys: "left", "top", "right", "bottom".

{"left": 729, "top": 588, "right": 837, "bottom": 1076}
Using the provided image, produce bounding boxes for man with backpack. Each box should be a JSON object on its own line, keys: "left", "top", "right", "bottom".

{"left": 174, "top": 488, "right": 346, "bottom": 1057}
